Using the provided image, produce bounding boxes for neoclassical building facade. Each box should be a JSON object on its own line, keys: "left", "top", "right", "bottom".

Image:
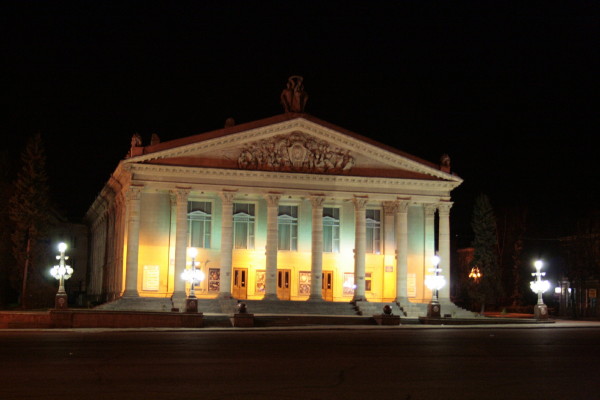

{"left": 85, "top": 112, "right": 462, "bottom": 310}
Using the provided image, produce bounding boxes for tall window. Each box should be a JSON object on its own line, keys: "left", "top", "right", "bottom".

{"left": 233, "top": 203, "right": 255, "bottom": 249}
{"left": 323, "top": 207, "right": 340, "bottom": 253}
{"left": 188, "top": 201, "right": 211, "bottom": 248}
{"left": 278, "top": 205, "right": 298, "bottom": 251}
{"left": 366, "top": 209, "right": 381, "bottom": 254}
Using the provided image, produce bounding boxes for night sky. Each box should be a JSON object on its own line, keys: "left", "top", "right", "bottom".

{"left": 2, "top": 2, "right": 598, "bottom": 248}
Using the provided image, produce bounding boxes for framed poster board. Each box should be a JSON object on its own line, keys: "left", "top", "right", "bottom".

{"left": 142, "top": 265, "right": 160, "bottom": 291}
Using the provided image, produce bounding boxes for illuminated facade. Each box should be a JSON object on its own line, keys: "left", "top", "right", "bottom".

{"left": 85, "top": 113, "right": 463, "bottom": 311}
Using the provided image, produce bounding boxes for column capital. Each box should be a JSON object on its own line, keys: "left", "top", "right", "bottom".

{"left": 170, "top": 187, "right": 191, "bottom": 203}
{"left": 382, "top": 201, "right": 398, "bottom": 215}
{"left": 219, "top": 190, "right": 237, "bottom": 204}
{"left": 352, "top": 195, "right": 368, "bottom": 210}
{"left": 126, "top": 185, "right": 144, "bottom": 201}
{"left": 437, "top": 201, "right": 453, "bottom": 216}
{"left": 424, "top": 203, "right": 437, "bottom": 217}
{"left": 396, "top": 198, "right": 411, "bottom": 213}
{"left": 310, "top": 194, "right": 325, "bottom": 208}
{"left": 265, "top": 193, "right": 282, "bottom": 207}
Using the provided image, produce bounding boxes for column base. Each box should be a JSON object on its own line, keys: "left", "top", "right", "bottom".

{"left": 263, "top": 293, "right": 279, "bottom": 301}
{"left": 308, "top": 294, "right": 324, "bottom": 302}
{"left": 55, "top": 293, "right": 68, "bottom": 309}
{"left": 122, "top": 290, "right": 139, "bottom": 298}
{"left": 427, "top": 301, "right": 441, "bottom": 318}
{"left": 352, "top": 295, "right": 367, "bottom": 303}
{"left": 217, "top": 292, "right": 233, "bottom": 299}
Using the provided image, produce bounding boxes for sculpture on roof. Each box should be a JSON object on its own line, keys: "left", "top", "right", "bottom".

{"left": 280, "top": 75, "right": 308, "bottom": 113}
{"left": 127, "top": 133, "right": 143, "bottom": 158}
{"left": 440, "top": 154, "right": 451, "bottom": 173}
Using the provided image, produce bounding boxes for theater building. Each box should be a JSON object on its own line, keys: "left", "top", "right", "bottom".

{"left": 85, "top": 92, "right": 463, "bottom": 313}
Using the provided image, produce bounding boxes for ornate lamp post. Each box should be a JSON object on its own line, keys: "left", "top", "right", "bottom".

{"left": 469, "top": 266, "right": 482, "bottom": 283}
{"left": 50, "top": 242, "right": 73, "bottom": 309}
{"left": 181, "top": 247, "right": 205, "bottom": 313}
{"left": 425, "top": 254, "right": 446, "bottom": 318}
{"left": 530, "top": 260, "right": 550, "bottom": 320}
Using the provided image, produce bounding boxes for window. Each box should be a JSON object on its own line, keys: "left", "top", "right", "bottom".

{"left": 233, "top": 203, "right": 255, "bottom": 249}
{"left": 188, "top": 201, "right": 211, "bottom": 248}
{"left": 278, "top": 205, "right": 298, "bottom": 251}
{"left": 323, "top": 207, "right": 340, "bottom": 253}
{"left": 366, "top": 209, "right": 381, "bottom": 254}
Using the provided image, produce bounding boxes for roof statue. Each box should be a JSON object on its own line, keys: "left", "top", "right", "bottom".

{"left": 440, "top": 153, "right": 451, "bottom": 173}
{"left": 280, "top": 75, "right": 308, "bottom": 113}
{"left": 150, "top": 133, "right": 160, "bottom": 146}
{"left": 127, "top": 133, "right": 143, "bottom": 158}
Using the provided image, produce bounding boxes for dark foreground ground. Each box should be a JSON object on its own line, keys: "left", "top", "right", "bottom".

{"left": 1, "top": 324, "right": 599, "bottom": 400}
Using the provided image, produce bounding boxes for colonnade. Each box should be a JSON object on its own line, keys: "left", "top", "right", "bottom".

{"left": 121, "top": 186, "right": 453, "bottom": 303}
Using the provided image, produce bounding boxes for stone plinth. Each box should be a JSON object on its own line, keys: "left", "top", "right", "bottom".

{"left": 373, "top": 314, "right": 401, "bottom": 325}
{"left": 55, "top": 293, "right": 68, "bottom": 310}
{"left": 233, "top": 313, "right": 254, "bottom": 327}
{"left": 534, "top": 304, "right": 549, "bottom": 320}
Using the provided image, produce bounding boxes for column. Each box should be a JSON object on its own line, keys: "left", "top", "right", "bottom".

{"left": 437, "top": 201, "right": 452, "bottom": 302}
{"left": 123, "top": 185, "right": 143, "bottom": 297}
{"left": 219, "top": 190, "right": 236, "bottom": 298}
{"left": 309, "top": 194, "right": 325, "bottom": 301}
{"left": 423, "top": 203, "right": 437, "bottom": 302}
{"left": 264, "top": 193, "right": 281, "bottom": 300}
{"left": 171, "top": 187, "right": 190, "bottom": 306}
{"left": 352, "top": 196, "right": 368, "bottom": 302}
{"left": 395, "top": 199, "right": 410, "bottom": 303}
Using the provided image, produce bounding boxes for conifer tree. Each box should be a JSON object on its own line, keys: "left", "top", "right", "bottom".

{"left": 469, "top": 194, "right": 504, "bottom": 313}
{"left": 8, "top": 133, "right": 52, "bottom": 308}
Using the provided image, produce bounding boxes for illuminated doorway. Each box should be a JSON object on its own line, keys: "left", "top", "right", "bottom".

{"left": 277, "top": 269, "right": 291, "bottom": 300}
{"left": 322, "top": 271, "right": 334, "bottom": 301}
{"left": 233, "top": 268, "right": 247, "bottom": 299}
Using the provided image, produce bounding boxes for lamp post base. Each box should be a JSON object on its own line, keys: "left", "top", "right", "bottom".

{"left": 427, "top": 301, "right": 441, "bottom": 318}
{"left": 55, "top": 293, "right": 68, "bottom": 310}
{"left": 185, "top": 298, "right": 198, "bottom": 313}
{"left": 534, "top": 304, "right": 549, "bottom": 320}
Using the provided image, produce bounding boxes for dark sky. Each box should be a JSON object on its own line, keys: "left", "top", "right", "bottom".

{"left": 2, "top": 1, "right": 598, "bottom": 245}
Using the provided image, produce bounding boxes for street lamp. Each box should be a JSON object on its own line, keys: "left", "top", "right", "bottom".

{"left": 50, "top": 242, "right": 73, "bottom": 309}
{"left": 181, "top": 247, "right": 205, "bottom": 312}
{"left": 530, "top": 260, "right": 551, "bottom": 320}
{"left": 469, "top": 266, "right": 482, "bottom": 283}
{"left": 424, "top": 254, "right": 446, "bottom": 318}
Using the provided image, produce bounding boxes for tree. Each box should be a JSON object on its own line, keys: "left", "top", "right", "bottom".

{"left": 0, "top": 150, "right": 17, "bottom": 307}
{"left": 469, "top": 194, "right": 504, "bottom": 313}
{"left": 8, "top": 133, "right": 53, "bottom": 308}
{"left": 496, "top": 206, "right": 528, "bottom": 306}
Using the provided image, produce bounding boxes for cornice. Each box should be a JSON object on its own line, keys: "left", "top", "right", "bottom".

{"left": 128, "top": 163, "right": 461, "bottom": 193}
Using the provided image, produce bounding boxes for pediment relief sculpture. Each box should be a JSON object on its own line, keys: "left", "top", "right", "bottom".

{"left": 237, "top": 132, "right": 354, "bottom": 174}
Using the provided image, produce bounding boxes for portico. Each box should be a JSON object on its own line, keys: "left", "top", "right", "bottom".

{"left": 86, "top": 100, "right": 462, "bottom": 313}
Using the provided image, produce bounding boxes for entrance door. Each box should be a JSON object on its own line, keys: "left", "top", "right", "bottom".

{"left": 233, "top": 268, "right": 247, "bottom": 299}
{"left": 322, "top": 271, "right": 333, "bottom": 301}
{"left": 277, "top": 269, "right": 291, "bottom": 300}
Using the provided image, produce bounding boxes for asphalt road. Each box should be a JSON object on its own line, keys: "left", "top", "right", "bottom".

{"left": 1, "top": 326, "right": 599, "bottom": 400}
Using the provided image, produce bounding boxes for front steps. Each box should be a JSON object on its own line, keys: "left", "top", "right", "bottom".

{"left": 94, "top": 296, "right": 475, "bottom": 319}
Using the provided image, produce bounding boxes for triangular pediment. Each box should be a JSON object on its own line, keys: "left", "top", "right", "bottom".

{"left": 125, "top": 114, "right": 460, "bottom": 182}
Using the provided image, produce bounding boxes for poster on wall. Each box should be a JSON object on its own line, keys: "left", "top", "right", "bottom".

{"left": 142, "top": 265, "right": 160, "bottom": 291}
{"left": 299, "top": 271, "right": 311, "bottom": 295}
{"left": 208, "top": 268, "right": 220, "bottom": 292}
{"left": 407, "top": 273, "right": 416, "bottom": 297}
{"left": 256, "top": 270, "right": 266, "bottom": 293}
{"left": 343, "top": 273, "right": 355, "bottom": 297}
